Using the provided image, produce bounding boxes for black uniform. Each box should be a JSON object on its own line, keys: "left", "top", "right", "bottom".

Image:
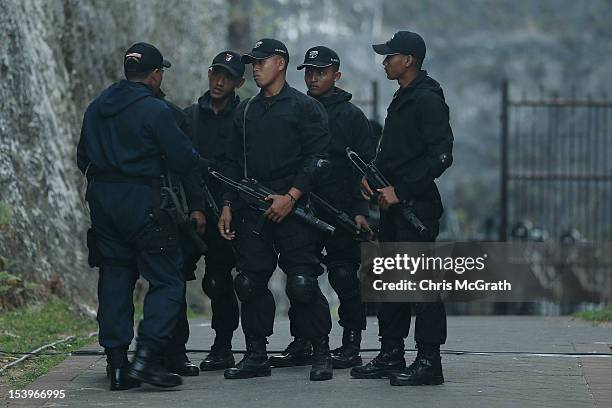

{"left": 310, "top": 87, "right": 374, "bottom": 332}
{"left": 375, "top": 70, "right": 453, "bottom": 347}
{"left": 181, "top": 91, "right": 240, "bottom": 351}
{"left": 223, "top": 82, "right": 332, "bottom": 343}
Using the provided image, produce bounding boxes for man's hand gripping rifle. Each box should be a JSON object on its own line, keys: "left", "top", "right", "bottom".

{"left": 199, "top": 158, "right": 336, "bottom": 236}
{"left": 345, "top": 147, "right": 427, "bottom": 236}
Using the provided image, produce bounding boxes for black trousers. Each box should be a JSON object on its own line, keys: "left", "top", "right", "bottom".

{"left": 234, "top": 206, "right": 332, "bottom": 340}
{"left": 167, "top": 208, "right": 239, "bottom": 354}
{"left": 316, "top": 226, "right": 366, "bottom": 332}
{"left": 377, "top": 205, "right": 447, "bottom": 346}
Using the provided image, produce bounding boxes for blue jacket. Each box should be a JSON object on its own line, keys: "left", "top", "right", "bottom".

{"left": 77, "top": 80, "right": 198, "bottom": 178}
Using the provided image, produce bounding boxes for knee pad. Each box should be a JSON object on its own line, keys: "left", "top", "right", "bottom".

{"left": 202, "top": 275, "right": 233, "bottom": 301}
{"left": 328, "top": 266, "right": 360, "bottom": 300}
{"left": 285, "top": 274, "right": 316, "bottom": 304}
{"left": 234, "top": 273, "right": 257, "bottom": 302}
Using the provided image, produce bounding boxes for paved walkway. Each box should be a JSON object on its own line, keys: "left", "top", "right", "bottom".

{"left": 4, "top": 316, "right": 612, "bottom": 408}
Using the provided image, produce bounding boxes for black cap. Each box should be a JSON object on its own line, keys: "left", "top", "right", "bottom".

{"left": 124, "top": 42, "right": 171, "bottom": 73}
{"left": 297, "top": 46, "right": 340, "bottom": 70}
{"left": 242, "top": 38, "right": 289, "bottom": 64}
{"left": 210, "top": 50, "right": 245, "bottom": 78}
{"left": 372, "top": 31, "right": 426, "bottom": 60}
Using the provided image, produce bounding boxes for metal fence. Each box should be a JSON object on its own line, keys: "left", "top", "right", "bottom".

{"left": 500, "top": 80, "right": 612, "bottom": 243}
{"left": 352, "top": 80, "right": 380, "bottom": 123}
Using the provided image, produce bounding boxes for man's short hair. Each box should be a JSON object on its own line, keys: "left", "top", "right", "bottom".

{"left": 272, "top": 54, "right": 288, "bottom": 71}
{"left": 411, "top": 56, "right": 423, "bottom": 70}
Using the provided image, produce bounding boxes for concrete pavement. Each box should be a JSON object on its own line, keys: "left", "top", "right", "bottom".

{"left": 5, "top": 316, "right": 612, "bottom": 408}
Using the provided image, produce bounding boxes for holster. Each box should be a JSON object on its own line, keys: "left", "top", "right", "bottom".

{"left": 86, "top": 228, "right": 102, "bottom": 268}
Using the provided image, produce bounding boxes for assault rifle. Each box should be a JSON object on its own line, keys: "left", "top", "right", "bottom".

{"left": 202, "top": 184, "right": 220, "bottom": 222}
{"left": 309, "top": 192, "right": 372, "bottom": 241}
{"left": 207, "top": 169, "right": 336, "bottom": 236}
{"left": 161, "top": 186, "right": 208, "bottom": 254}
{"left": 346, "top": 147, "right": 427, "bottom": 236}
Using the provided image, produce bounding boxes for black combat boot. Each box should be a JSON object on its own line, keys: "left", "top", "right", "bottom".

{"left": 310, "top": 336, "right": 333, "bottom": 381}
{"left": 200, "top": 333, "right": 236, "bottom": 371}
{"left": 105, "top": 348, "right": 141, "bottom": 391}
{"left": 164, "top": 352, "right": 200, "bottom": 376}
{"left": 224, "top": 337, "right": 271, "bottom": 379}
{"left": 200, "top": 347, "right": 235, "bottom": 371}
{"left": 268, "top": 337, "right": 313, "bottom": 367}
{"left": 331, "top": 329, "right": 362, "bottom": 369}
{"left": 390, "top": 344, "right": 444, "bottom": 386}
{"left": 126, "top": 346, "right": 182, "bottom": 388}
{"left": 350, "top": 339, "right": 406, "bottom": 379}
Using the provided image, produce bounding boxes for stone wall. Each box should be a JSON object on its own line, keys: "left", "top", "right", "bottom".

{"left": 0, "top": 0, "right": 228, "bottom": 302}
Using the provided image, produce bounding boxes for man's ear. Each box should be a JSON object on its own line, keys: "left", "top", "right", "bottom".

{"left": 333, "top": 70, "right": 342, "bottom": 82}
{"left": 278, "top": 56, "right": 287, "bottom": 72}
{"left": 207, "top": 68, "right": 212, "bottom": 81}
{"left": 404, "top": 55, "right": 414, "bottom": 69}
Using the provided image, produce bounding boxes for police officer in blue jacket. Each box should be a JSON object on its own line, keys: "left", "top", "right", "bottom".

{"left": 77, "top": 42, "right": 202, "bottom": 390}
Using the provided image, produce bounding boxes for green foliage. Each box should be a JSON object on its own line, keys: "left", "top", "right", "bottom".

{"left": 0, "top": 298, "right": 97, "bottom": 387}
{"left": 0, "top": 202, "right": 11, "bottom": 225}
{"left": 573, "top": 307, "right": 612, "bottom": 324}
{"left": 0, "top": 269, "right": 46, "bottom": 311}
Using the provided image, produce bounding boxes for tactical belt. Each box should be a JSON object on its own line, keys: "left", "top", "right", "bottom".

{"left": 89, "top": 171, "right": 156, "bottom": 186}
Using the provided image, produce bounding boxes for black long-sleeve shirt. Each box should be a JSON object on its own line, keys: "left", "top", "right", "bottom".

{"left": 223, "top": 82, "right": 330, "bottom": 201}
{"left": 310, "top": 87, "right": 375, "bottom": 217}
{"left": 183, "top": 91, "right": 240, "bottom": 206}
{"left": 375, "top": 71, "right": 454, "bottom": 220}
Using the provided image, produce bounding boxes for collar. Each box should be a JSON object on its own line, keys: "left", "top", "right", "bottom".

{"left": 394, "top": 70, "right": 428, "bottom": 99}
{"left": 252, "top": 81, "right": 291, "bottom": 104}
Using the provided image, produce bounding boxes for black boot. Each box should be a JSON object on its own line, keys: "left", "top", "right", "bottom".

{"left": 106, "top": 348, "right": 129, "bottom": 379}
{"left": 350, "top": 339, "right": 406, "bottom": 379}
{"left": 331, "top": 329, "right": 362, "bottom": 369}
{"left": 164, "top": 353, "right": 200, "bottom": 377}
{"left": 200, "top": 346, "right": 235, "bottom": 371}
{"left": 105, "top": 348, "right": 140, "bottom": 391}
{"left": 390, "top": 344, "right": 444, "bottom": 386}
{"left": 310, "top": 336, "right": 333, "bottom": 381}
{"left": 268, "top": 338, "right": 313, "bottom": 367}
{"left": 224, "top": 337, "right": 271, "bottom": 379}
{"left": 126, "top": 346, "right": 182, "bottom": 388}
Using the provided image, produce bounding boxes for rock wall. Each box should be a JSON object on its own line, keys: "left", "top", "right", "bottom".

{"left": 0, "top": 0, "right": 228, "bottom": 302}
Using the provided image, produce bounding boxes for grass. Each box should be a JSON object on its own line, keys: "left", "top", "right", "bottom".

{"left": 573, "top": 307, "right": 612, "bottom": 324}
{"left": 0, "top": 298, "right": 97, "bottom": 388}
{"left": 0, "top": 202, "right": 11, "bottom": 225}
{"left": 0, "top": 289, "right": 206, "bottom": 389}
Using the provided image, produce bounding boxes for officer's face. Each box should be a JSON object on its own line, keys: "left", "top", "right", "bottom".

{"left": 208, "top": 67, "right": 241, "bottom": 100}
{"left": 252, "top": 56, "right": 285, "bottom": 88}
{"left": 382, "top": 54, "right": 410, "bottom": 80}
{"left": 304, "top": 66, "right": 340, "bottom": 97}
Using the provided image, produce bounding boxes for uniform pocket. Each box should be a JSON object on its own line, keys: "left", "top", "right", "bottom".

{"left": 136, "top": 211, "right": 179, "bottom": 254}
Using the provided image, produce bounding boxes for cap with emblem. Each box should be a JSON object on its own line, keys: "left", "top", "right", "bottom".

{"left": 124, "top": 42, "right": 171, "bottom": 74}
{"left": 297, "top": 46, "right": 340, "bottom": 70}
{"left": 372, "top": 31, "right": 426, "bottom": 60}
{"left": 210, "top": 50, "right": 245, "bottom": 78}
{"left": 242, "top": 38, "right": 289, "bottom": 64}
